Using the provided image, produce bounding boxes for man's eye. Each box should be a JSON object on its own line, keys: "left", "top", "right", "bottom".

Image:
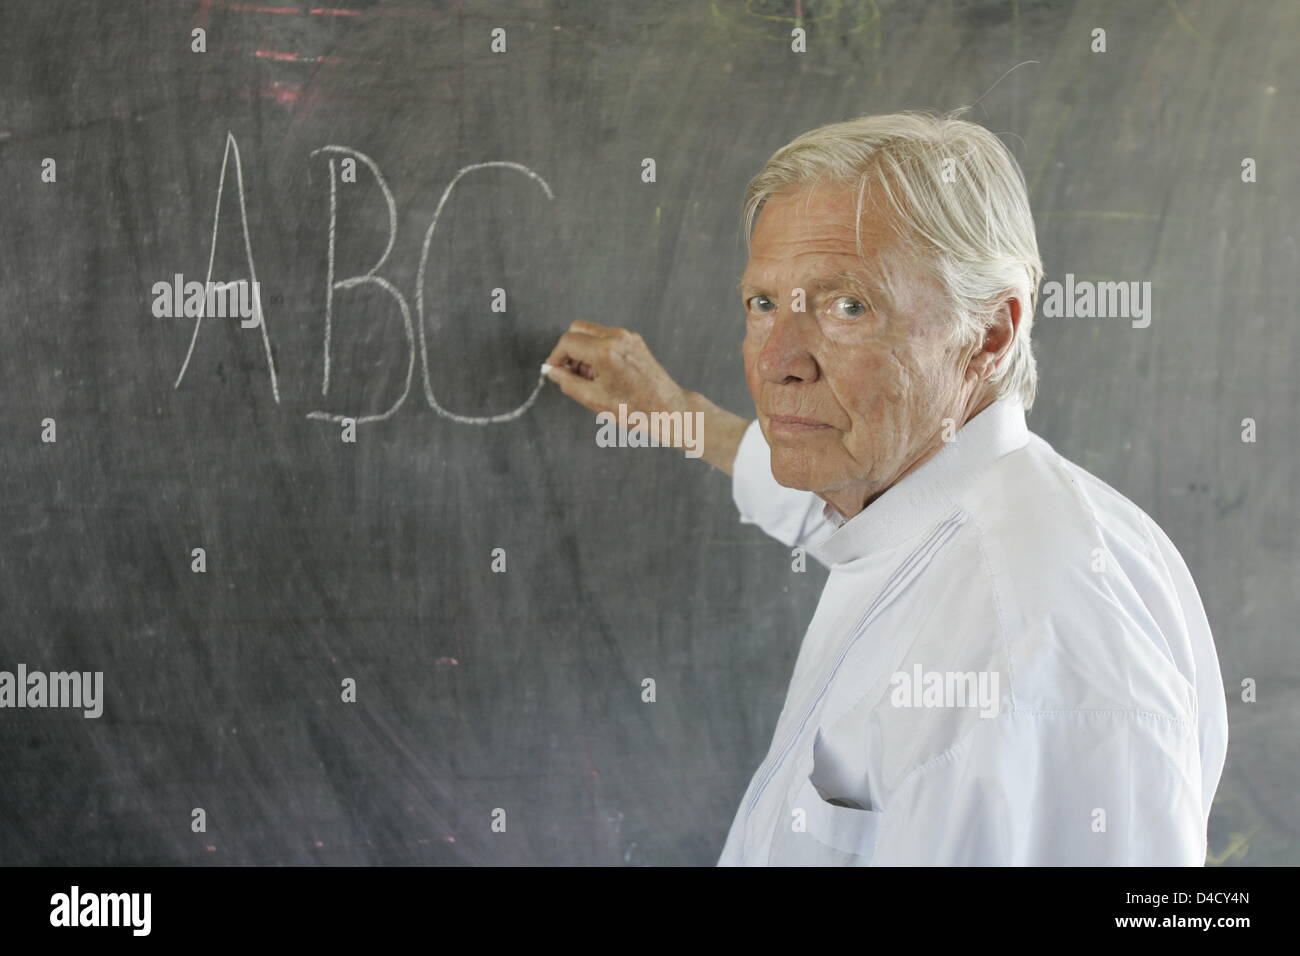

{"left": 746, "top": 294, "right": 775, "bottom": 314}
{"left": 830, "top": 296, "right": 868, "bottom": 319}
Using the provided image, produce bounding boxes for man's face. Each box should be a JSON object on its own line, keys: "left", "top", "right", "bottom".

{"left": 739, "top": 182, "right": 980, "bottom": 518}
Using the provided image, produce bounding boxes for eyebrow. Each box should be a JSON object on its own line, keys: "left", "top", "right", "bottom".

{"left": 737, "top": 269, "right": 887, "bottom": 303}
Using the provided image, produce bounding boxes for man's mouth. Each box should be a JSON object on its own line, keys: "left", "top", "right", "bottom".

{"left": 767, "top": 414, "right": 832, "bottom": 435}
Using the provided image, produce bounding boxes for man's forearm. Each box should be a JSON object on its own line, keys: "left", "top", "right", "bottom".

{"left": 682, "top": 390, "right": 751, "bottom": 476}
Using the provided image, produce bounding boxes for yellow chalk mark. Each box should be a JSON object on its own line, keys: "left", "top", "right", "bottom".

{"left": 1045, "top": 210, "right": 1163, "bottom": 222}
{"left": 735, "top": 0, "right": 843, "bottom": 26}
{"left": 1166, "top": 0, "right": 1207, "bottom": 44}
{"left": 1206, "top": 823, "right": 1261, "bottom": 866}
{"left": 708, "top": 0, "right": 880, "bottom": 39}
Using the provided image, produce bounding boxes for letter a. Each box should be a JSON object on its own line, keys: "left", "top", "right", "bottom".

{"left": 174, "top": 133, "right": 280, "bottom": 403}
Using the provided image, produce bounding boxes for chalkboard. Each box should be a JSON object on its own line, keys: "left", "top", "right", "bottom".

{"left": 1, "top": 0, "right": 1296, "bottom": 866}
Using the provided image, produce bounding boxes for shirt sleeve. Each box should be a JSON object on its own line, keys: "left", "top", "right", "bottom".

{"left": 1139, "top": 513, "right": 1229, "bottom": 819}
{"left": 732, "top": 418, "right": 837, "bottom": 558}
{"left": 870, "top": 709, "right": 1209, "bottom": 865}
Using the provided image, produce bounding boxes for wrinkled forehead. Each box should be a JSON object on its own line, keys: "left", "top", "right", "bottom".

{"left": 745, "top": 182, "right": 930, "bottom": 301}
{"left": 751, "top": 181, "right": 912, "bottom": 254}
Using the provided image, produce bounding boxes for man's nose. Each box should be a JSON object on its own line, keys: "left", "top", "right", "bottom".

{"left": 755, "top": 309, "right": 819, "bottom": 384}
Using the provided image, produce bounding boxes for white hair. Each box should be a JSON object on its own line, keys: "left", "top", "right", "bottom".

{"left": 742, "top": 110, "right": 1044, "bottom": 410}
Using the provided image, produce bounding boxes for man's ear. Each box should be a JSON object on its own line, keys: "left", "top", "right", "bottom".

{"left": 966, "top": 295, "right": 1022, "bottom": 384}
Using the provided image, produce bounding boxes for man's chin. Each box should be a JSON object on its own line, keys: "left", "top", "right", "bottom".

{"left": 769, "top": 452, "right": 822, "bottom": 492}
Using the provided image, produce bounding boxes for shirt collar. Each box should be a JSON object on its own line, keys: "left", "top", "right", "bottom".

{"left": 815, "top": 398, "right": 1029, "bottom": 566}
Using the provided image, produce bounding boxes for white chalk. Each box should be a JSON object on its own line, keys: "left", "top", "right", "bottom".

{"left": 540, "top": 363, "right": 553, "bottom": 377}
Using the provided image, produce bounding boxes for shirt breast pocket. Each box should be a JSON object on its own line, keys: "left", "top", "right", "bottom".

{"left": 790, "top": 775, "right": 884, "bottom": 861}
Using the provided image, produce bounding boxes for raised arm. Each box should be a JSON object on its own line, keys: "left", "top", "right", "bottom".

{"left": 543, "top": 320, "right": 836, "bottom": 559}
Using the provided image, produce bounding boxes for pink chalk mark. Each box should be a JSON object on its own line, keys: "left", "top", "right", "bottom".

{"left": 172, "top": 0, "right": 448, "bottom": 20}
{"left": 309, "top": 5, "right": 447, "bottom": 16}
{"left": 434, "top": 657, "right": 459, "bottom": 667}
{"left": 205, "top": 845, "right": 217, "bottom": 852}
{"left": 227, "top": 3, "right": 303, "bottom": 12}
{"left": 254, "top": 48, "right": 353, "bottom": 63}
{"left": 258, "top": 81, "right": 303, "bottom": 104}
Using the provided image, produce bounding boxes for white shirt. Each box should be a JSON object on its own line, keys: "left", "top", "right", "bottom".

{"left": 717, "top": 398, "right": 1228, "bottom": 866}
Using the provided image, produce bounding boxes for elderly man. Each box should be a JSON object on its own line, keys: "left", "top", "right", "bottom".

{"left": 543, "top": 112, "right": 1228, "bottom": 866}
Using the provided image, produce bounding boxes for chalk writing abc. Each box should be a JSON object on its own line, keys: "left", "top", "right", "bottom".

{"left": 170, "top": 133, "right": 553, "bottom": 427}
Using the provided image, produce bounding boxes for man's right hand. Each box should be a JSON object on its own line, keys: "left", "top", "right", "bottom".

{"left": 542, "top": 320, "right": 688, "bottom": 422}
{"left": 542, "top": 320, "right": 751, "bottom": 475}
